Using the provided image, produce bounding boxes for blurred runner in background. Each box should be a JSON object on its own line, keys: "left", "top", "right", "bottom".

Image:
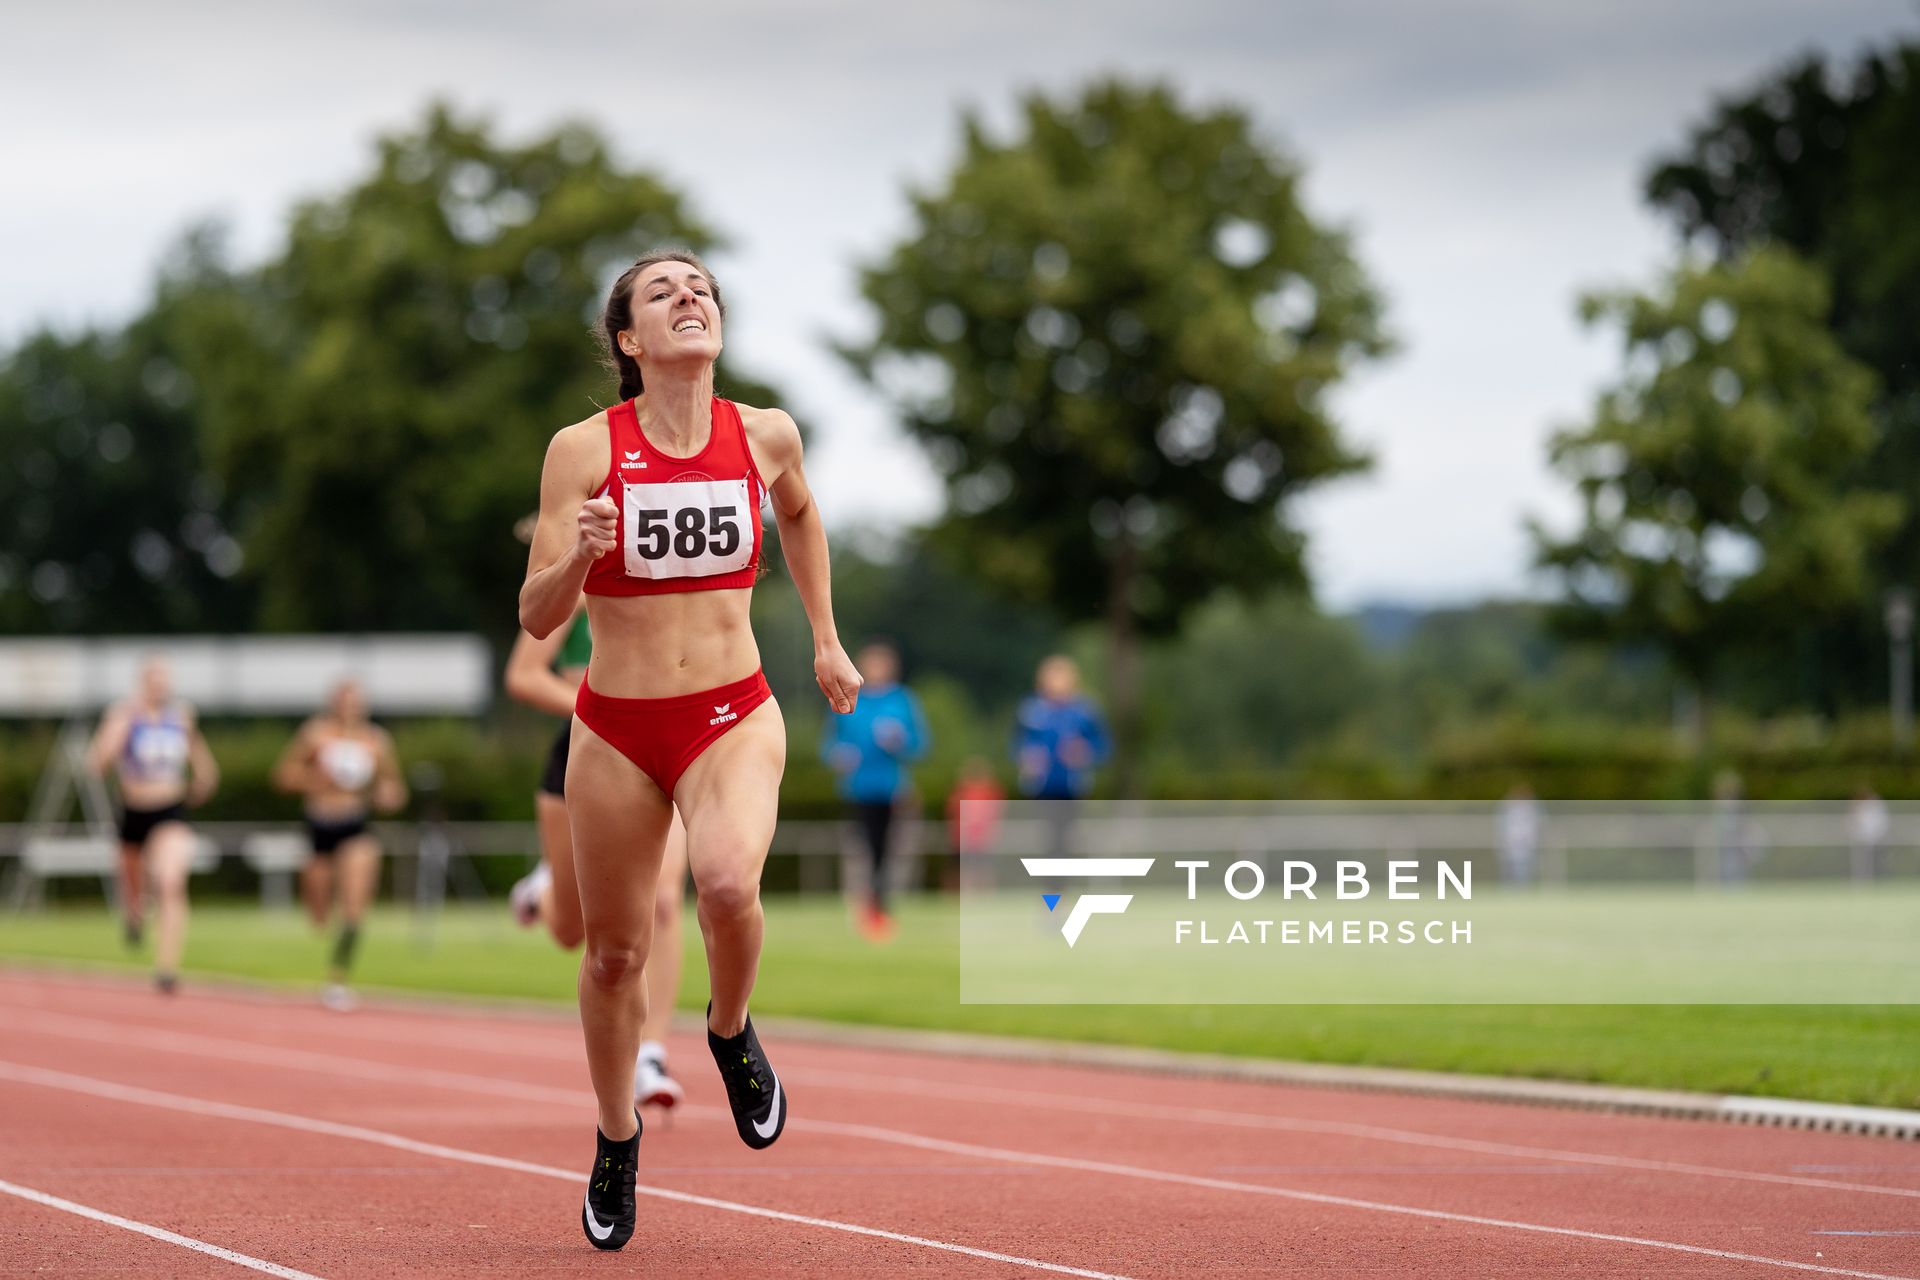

{"left": 87, "top": 656, "right": 219, "bottom": 996}
{"left": 505, "top": 588, "right": 688, "bottom": 1108}
{"left": 273, "top": 678, "right": 406, "bottom": 1011}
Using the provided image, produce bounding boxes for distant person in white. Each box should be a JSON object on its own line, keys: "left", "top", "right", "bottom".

{"left": 273, "top": 678, "right": 407, "bottom": 1011}
{"left": 1848, "top": 786, "right": 1888, "bottom": 883}
{"left": 86, "top": 656, "right": 219, "bottom": 995}
{"left": 1497, "top": 783, "right": 1540, "bottom": 885}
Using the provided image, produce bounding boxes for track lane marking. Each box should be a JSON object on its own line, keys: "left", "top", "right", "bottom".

{"left": 0, "top": 1062, "right": 1131, "bottom": 1280}
{"left": 13, "top": 1005, "right": 1919, "bottom": 1205}
{"left": 2, "top": 1029, "right": 1913, "bottom": 1279}
{"left": 780, "top": 1065, "right": 1920, "bottom": 1200}
{"left": 786, "top": 1116, "right": 1919, "bottom": 1280}
{"left": 0, "top": 1177, "right": 325, "bottom": 1279}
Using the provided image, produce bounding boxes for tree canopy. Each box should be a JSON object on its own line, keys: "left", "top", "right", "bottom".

{"left": 173, "top": 104, "right": 778, "bottom": 634}
{"left": 1533, "top": 246, "right": 1897, "bottom": 724}
{"left": 0, "top": 287, "right": 252, "bottom": 635}
{"left": 840, "top": 79, "right": 1389, "bottom": 780}
{"left": 1644, "top": 42, "right": 1920, "bottom": 711}
{"left": 0, "top": 103, "right": 780, "bottom": 640}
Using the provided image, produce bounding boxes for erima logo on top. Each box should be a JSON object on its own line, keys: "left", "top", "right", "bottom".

{"left": 620, "top": 450, "right": 648, "bottom": 470}
{"left": 709, "top": 702, "right": 737, "bottom": 727}
{"left": 1022, "top": 857, "right": 1155, "bottom": 946}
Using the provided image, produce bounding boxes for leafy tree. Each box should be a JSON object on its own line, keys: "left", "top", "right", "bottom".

{"left": 174, "top": 103, "right": 779, "bottom": 635}
{"left": 1532, "top": 246, "right": 1898, "bottom": 744}
{"left": 1645, "top": 43, "right": 1920, "bottom": 706}
{"left": 841, "top": 79, "right": 1389, "bottom": 787}
{"left": 0, "top": 240, "right": 255, "bottom": 635}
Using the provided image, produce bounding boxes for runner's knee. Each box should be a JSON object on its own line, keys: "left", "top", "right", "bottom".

{"left": 583, "top": 938, "right": 645, "bottom": 991}
{"left": 695, "top": 869, "right": 760, "bottom": 923}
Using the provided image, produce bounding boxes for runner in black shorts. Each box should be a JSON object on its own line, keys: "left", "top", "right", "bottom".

{"left": 87, "top": 657, "right": 219, "bottom": 995}
{"left": 505, "top": 592, "right": 688, "bottom": 1108}
{"left": 273, "top": 678, "right": 406, "bottom": 1011}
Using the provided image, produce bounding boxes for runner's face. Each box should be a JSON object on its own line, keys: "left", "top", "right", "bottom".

{"left": 1038, "top": 657, "right": 1078, "bottom": 699}
{"left": 332, "top": 682, "right": 366, "bottom": 723}
{"left": 857, "top": 646, "right": 898, "bottom": 686}
{"left": 139, "top": 661, "right": 171, "bottom": 705}
{"left": 624, "top": 264, "right": 722, "bottom": 366}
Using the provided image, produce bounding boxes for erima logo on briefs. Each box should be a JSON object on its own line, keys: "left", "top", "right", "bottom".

{"left": 1021, "top": 857, "right": 1155, "bottom": 946}
{"left": 621, "top": 450, "right": 647, "bottom": 470}
{"left": 709, "top": 702, "right": 737, "bottom": 726}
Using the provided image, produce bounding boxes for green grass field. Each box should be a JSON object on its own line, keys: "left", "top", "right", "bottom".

{"left": 961, "top": 884, "right": 1920, "bottom": 1004}
{"left": 3, "top": 897, "right": 1916, "bottom": 1109}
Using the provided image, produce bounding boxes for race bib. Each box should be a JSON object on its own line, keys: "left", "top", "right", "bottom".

{"left": 319, "top": 739, "right": 375, "bottom": 790}
{"left": 622, "top": 478, "right": 754, "bottom": 580}
{"left": 128, "top": 723, "right": 188, "bottom": 775}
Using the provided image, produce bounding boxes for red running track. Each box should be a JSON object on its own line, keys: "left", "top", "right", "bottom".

{"left": 0, "top": 969, "right": 1916, "bottom": 1278}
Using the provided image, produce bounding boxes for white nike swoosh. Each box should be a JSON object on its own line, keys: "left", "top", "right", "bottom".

{"left": 583, "top": 1193, "right": 615, "bottom": 1241}
{"left": 753, "top": 1071, "right": 783, "bottom": 1140}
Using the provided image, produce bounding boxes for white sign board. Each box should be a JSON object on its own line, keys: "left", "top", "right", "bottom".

{"left": 0, "top": 635, "right": 493, "bottom": 716}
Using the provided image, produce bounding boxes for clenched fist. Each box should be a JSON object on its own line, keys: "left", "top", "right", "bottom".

{"left": 575, "top": 497, "right": 618, "bottom": 561}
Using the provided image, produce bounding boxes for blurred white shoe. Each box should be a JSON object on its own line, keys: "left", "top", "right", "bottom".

{"left": 509, "top": 862, "right": 552, "bottom": 927}
{"left": 635, "top": 1040, "right": 684, "bottom": 1109}
{"left": 321, "top": 983, "right": 358, "bottom": 1013}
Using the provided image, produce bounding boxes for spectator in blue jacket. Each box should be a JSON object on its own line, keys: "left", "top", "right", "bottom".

{"left": 821, "top": 640, "right": 929, "bottom": 938}
{"left": 1014, "top": 655, "right": 1110, "bottom": 800}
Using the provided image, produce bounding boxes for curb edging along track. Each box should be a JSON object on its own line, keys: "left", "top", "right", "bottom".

{"left": 747, "top": 1013, "right": 1920, "bottom": 1143}
{"left": 5, "top": 958, "right": 1917, "bottom": 1141}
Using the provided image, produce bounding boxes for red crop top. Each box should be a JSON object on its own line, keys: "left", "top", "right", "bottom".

{"left": 583, "top": 396, "right": 766, "bottom": 597}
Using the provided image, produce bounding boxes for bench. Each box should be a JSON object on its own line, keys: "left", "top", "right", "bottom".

{"left": 241, "top": 832, "right": 312, "bottom": 908}
{"left": 6, "top": 832, "right": 219, "bottom": 910}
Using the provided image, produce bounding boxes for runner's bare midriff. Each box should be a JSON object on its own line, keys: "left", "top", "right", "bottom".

{"left": 117, "top": 776, "right": 187, "bottom": 811}
{"left": 584, "top": 588, "right": 761, "bottom": 698}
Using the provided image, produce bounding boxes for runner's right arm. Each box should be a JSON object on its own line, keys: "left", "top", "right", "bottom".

{"left": 520, "top": 421, "right": 614, "bottom": 640}
{"left": 271, "top": 721, "right": 318, "bottom": 795}
{"left": 85, "top": 704, "right": 130, "bottom": 776}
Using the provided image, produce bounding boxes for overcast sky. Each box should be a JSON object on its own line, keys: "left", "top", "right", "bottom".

{"left": 5, "top": 0, "right": 1913, "bottom": 607}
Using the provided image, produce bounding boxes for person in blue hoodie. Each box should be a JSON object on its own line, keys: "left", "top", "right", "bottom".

{"left": 821, "top": 640, "right": 929, "bottom": 939}
{"left": 1012, "top": 655, "right": 1110, "bottom": 855}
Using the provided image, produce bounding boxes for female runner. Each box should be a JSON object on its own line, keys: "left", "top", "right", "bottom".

{"left": 272, "top": 678, "right": 407, "bottom": 1010}
{"left": 86, "top": 656, "right": 219, "bottom": 994}
{"left": 520, "top": 249, "right": 859, "bottom": 1250}
{"left": 504, "top": 597, "right": 688, "bottom": 1107}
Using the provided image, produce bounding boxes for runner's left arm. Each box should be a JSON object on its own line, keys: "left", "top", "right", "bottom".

{"left": 752, "top": 407, "right": 861, "bottom": 714}
{"left": 372, "top": 729, "right": 408, "bottom": 814}
{"left": 185, "top": 711, "right": 219, "bottom": 806}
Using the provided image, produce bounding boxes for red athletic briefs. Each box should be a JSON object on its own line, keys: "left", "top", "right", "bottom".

{"left": 573, "top": 669, "right": 772, "bottom": 796}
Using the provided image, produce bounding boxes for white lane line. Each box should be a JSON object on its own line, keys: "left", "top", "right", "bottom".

{"left": 0, "top": 1062, "right": 1131, "bottom": 1280}
{"left": 4, "top": 1024, "right": 1911, "bottom": 1280}
{"left": 15, "top": 1006, "right": 1919, "bottom": 1205}
{"left": 779, "top": 1066, "right": 1920, "bottom": 1202}
{"left": 0, "top": 1177, "right": 325, "bottom": 1280}
{"left": 7, "top": 1010, "right": 587, "bottom": 1106}
{"left": 784, "top": 1117, "right": 1918, "bottom": 1280}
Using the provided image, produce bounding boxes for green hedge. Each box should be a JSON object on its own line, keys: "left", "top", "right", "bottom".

{"left": 7, "top": 706, "right": 1920, "bottom": 826}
